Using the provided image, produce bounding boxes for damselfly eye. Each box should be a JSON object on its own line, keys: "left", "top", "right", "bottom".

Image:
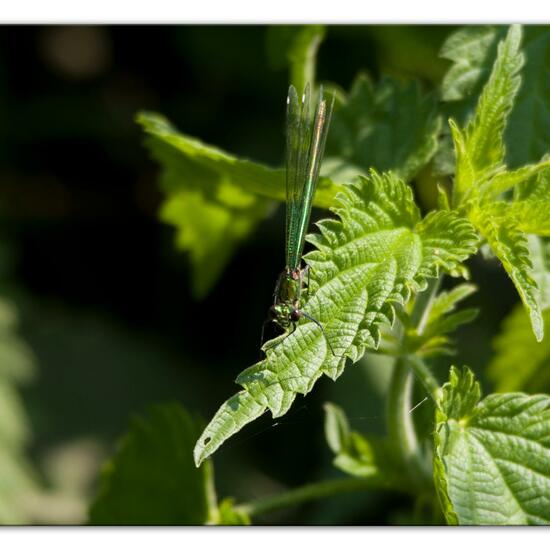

{"left": 290, "top": 309, "right": 302, "bottom": 322}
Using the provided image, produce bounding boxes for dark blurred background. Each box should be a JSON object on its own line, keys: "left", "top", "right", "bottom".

{"left": 0, "top": 25, "right": 520, "bottom": 525}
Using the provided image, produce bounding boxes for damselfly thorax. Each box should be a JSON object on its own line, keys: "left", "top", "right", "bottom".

{"left": 268, "top": 265, "right": 310, "bottom": 329}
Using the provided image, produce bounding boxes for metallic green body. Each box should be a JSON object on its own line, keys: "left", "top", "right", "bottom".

{"left": 269, "top": 83, "right": 333, "bottom": 333}
{"left": 270, "top": 267, "right": 306, "bottom": 329}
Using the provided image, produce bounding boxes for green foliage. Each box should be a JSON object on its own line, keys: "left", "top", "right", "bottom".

{"left": 449, "top": 25, "right": 550, "bottom": 341}
{"left": 89, "top": 403, "right": 217, "bottom": 525}
{"left": 194, "top": 170, "right": 479, "bottom": 466}
{"left": 137, "top": 112, "right": 341, "bottom": 298}
{"left": 402, "top": 283, "right": 478, "bottom": 357}
{"left": 450, "top": 25, "right": 523, "bottom": 204}
{"left": 266, "top": 25, "right": 326, "bottom": 93}
{"left": 489, "top": 236, "right": 550, "bottom": 393}
{"left": 323, "top": 402, "right": 399, "bottom": 481}
{"left": 489, "top": 306, "right": 550, "bottom": 393}
{"left": 326, "top": 74, "right": 441, "bottom": 182}
{"left": 441, "top": 26, "right": 550, "bottom": 168}
{"left": 440, "top": 26, "right": 505, "bottom": 104}
{"left": 0, "top": 297, "right": 38, "bottom": 524}
{"left": 434, "top": 366, "right": 550, "bottom": 525}
{"left": 132, "top": 24, "right": 550, "bottom": 526}
{"left": 471, "top": 204, "right": 543, "bottom": 340}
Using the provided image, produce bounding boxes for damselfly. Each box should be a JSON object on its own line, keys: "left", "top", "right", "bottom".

{"left": 262, "top": 83, "right": 339, "bottom": 356}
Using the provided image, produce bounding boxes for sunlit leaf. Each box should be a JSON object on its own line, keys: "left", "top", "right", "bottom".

{"left": 434, "top": 366, "right": 550, "bottom": 525}
{"left": 441, "top": 25, "right": 550, "bottom": 168}
{"left": 194, "top": 170, "right": 478, "bottom": 466}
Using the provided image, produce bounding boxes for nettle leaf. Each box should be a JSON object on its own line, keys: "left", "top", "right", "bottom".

{"left": 441, "top": 25, "right": 550, "bottom": 169}
{"left": 514, "top": 162, "right": 550, "bottom": 201}
{"left": 450, "top": 25, "right": 524, "bottom": 204}
{"left": 489, "top": 237, "right": 550, "bottom": 393}
{"left": 434, "top": 366, "right": 550, "bottom": 525}
{"left": 448, "top": 25, "right": 550, "bottom": 341}
{"left": 471, "top": 204, "right": 543, "bottom": 341}
{"left": 506, "top": 27, "right": 550, "bottom": 168}
{"left": 441, "top": 26, "right": 505, "bottom": 104}
{"left": 194, "top": 170, "right": 479, "bottom": 466}
{"left": 89, "top": 403, "right": 217, "bottom": 525}
{"left": 499, "top": 200, "right": 550, "bottom": 235}
{"left": 403, "top": 283, "right": 478, "bottom": 357}
{"left": 138, "top": 111, "right": 343, "bottom": 298}
{"left": 266, "top": 25, "right": 326, "bottom": 94}
{"left": 326, "top": 73, "right": 441, "bottom": 183}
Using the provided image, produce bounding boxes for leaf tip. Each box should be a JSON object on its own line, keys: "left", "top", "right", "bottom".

{"left": 193, "top": 438, "right": 209, "bottom": 468}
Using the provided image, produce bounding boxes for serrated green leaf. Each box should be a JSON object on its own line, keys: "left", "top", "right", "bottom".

{"left": 478, "top": 160, "right": 550, "bottom": 200}
{"left": 89, "top": 403, "right": 217, "bottom": 525}
{"left": 438, "top": 366, "right": 481, "bottom": 421}
{"left": 463, "top": 25, "right": 523, "bottom": 177}
{"left": 441, "top": 25, "right": 550, "bottom": 169}
{"left": 502, "top": 199, "right": 550, "bottom": 235}
{"left": 266, "top": 25, "right": 325, "bottom": 94}
{"left": 137, "top": 111, "right": 343, "bottom": 298}
{"left": 446, "top": 25, "right": 550, "bottom": 341}
{"left": 194, "top": 170, "right": 479, "bottom": 466}
{"left": 471, "top": 204, "right": 543, "bottom": 341}
{"left": 506, "top": 27, "right": 550, "bottom": 167}
{"left": 450, "top": 25, "right": 524, "bottom": 205}
{"left": 489, "top": 237, "right": 550, "bottom": 392}
{"left": 326, "top": 74, "right": 441, "bottom": 182}
{"left": 441, "top": 26, "right": 504, "bottom": 103}
{"left": 434, "top": 366, "right": 550, "bottom": 525}
{"left": 515, "top": 159, "right": 550, "bottom": 201}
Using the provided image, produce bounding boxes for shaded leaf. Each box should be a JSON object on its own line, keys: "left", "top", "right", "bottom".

{"left": 137, "top": 111, "right": 342, "bottom": 298}
{"left": 266, "top": 25, "right": 326, "bottom": 93}
{"left": 89, "top": 403, "right": 216, "bottom": 525}
{"left": 326, "top": 74, "right": 441, "bottom": 182}
{"left": 489, "top": 306, "right": 550, "bottom": 394}
{"left": 0, "top": 296, "right": 38, "bottom": 524}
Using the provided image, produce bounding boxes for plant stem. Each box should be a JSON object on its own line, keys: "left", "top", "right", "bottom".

{"left": 387, "top": 277, "right": 441, "bottom": 488}
{"left": 407, "top": 354, "right": 442, "bottom": 405}
{"left": 235, "top": 475, "right": 390, "bottom": 518}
